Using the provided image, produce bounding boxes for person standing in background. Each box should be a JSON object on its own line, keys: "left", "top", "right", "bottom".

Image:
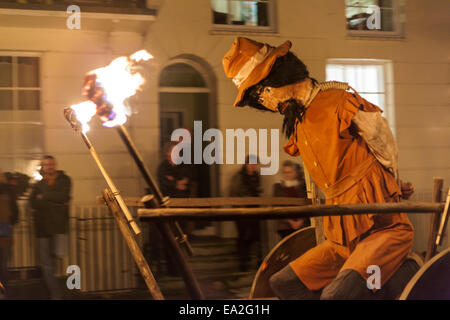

{"left": 0, "top": 170, "right": 18, "bottom": 299}
{"left": 229, "top": 155, "right": 262, "bottom": 272}
{"left": 29, "top": 155, "right": 71, "bottom": 300}
{"left": 273, "top": 160, "right": 310, "bottom": 239}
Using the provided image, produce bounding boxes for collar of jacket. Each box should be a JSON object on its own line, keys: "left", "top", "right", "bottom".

{"left": 304, "top": 81, "right": 351, "bottom": 108}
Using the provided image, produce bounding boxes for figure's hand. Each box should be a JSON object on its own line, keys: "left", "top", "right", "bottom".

{"left": 400, "top": 181, "right": 414, "bottom": 200}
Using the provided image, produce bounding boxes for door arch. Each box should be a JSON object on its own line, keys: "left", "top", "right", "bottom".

{"left": 158, "top": 55, "right": 218, "bottom": 199}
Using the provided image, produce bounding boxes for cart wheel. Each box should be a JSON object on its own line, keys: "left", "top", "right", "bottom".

{"left": 399, "top": 248, "right": 450, "bottom": 300}
{"left": 249, "top": 226, "right": 316, "bottom": 299}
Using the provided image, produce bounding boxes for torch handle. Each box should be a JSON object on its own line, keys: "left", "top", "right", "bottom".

{"left": 117, "top": 125, "right": 164, "bottom": 202}
{"left": 436, "top": 187, "right": 450, "bottom": 246}
{"left": 81, "top": 132, "right": 141, "bottom": 235}
{"left": 117, "top": 125, "right": 193, "bottom": 255}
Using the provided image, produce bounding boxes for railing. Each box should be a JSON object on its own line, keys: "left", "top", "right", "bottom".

{"left": 9, "top": 201, "right": 141, "bottom": 292}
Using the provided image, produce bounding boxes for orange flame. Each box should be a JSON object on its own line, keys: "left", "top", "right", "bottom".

{"left": 69, "top": 50, "right": 153, "bottom": 133}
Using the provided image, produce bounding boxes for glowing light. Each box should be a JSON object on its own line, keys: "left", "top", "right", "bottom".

{"left": 33, "top": 165, "right": 43, "bottom": 181}
{"left": 67, "top": 50, "right": 153, "bottom": 132}
{"left": 130, "top": 50, "right": 153, "bottom": 62}
{"left": 71, "top": 101, "right": 97, "bottom": 133}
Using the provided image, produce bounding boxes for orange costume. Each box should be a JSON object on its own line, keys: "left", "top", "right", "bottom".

{"left": 284, "top": 87, "right": 414, "bottom": 290}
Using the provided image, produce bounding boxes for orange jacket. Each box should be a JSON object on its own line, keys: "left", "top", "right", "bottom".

{"left": 284, "top": 88, "right": 413, "bottom": 246}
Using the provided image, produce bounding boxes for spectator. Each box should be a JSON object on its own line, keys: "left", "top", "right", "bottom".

{"left": 153, "top": 143, "right": 196, "bottom": 276}
{"left": 273, "top": 160, "right": 310, "bottom": 239}
{"left": 0, "top": 170, "right": 18, "bottom": 299}
{"left": 29, "top": 155, "right": 71, "bottom": 300}
{"left": 229, "top": 155, "right": 262, "bottom": 272}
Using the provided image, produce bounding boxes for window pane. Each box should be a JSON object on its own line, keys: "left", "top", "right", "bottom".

{"left": 159, "top": 63, "right": 205, "bottom": 87}
{"left": 18, "top": 57, "right": 40, "bottom": 87}
{"left": 0, "top": 57, "right": 12, "bottom": 87}
{"left": 211, "top": 0, "right": 229, "bottom": 24}
{"left": 18, "top": 90, "right": 40, "bottom": 110}
{"left": 326, "top": 64, "right": 384, "bottom": 94}
{"left": 230, "top": 1, "right": 268, "bottom": 26}
{"left": 359, "top": 93, "right": 385, "bottom": 110}
{"left": 0, "top": 90, "right": 13, "bottom": 110}
{"left": 212, "top": 0, "right": 269, "bottom": 26}
{"left": 346, "top": 0, "right": 395, "bottom": 31}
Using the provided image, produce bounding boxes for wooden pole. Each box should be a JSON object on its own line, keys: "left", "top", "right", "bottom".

{"left": 96, "top": 196, "right": 312, "bottom": 208}
{"left": 63, "top": 107, "right": 140, "bottom": 235}
{"left": 116, "top": 125, "right": 193, "bottom": 255}
{"left": 138, "top": 202, "right": 444, "bottom": 221}
{"left": 435, "top": 187, "right": 450, "bottom": 246}
{"left": 425, "top": 178, "right": 444, "bottom": 262}
{"left": 103, "top": 189, "right": 164, "bottom": 300}
{"left": 116, "top": 125, "right": 205, "bottom": 300}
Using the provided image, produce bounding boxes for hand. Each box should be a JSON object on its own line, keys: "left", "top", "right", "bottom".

{"left": 176, "top": 178, "right": 189, "bottom": 191}
{"left": 400, "top": 180, "right": 414, "bottom": 200}
{"left": 166, "top": 175, "right": 174, "bottom": 181}
{"left": 37, "top": 194, "right": 43, "bottom": 200}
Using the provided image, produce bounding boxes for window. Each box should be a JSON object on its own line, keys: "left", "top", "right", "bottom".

{"left": 0, "top": 54, "right": 43, "bottom": 177}
{"left": 211, "top": 0, "right": 276, "bottom": 32}
{"left": 345, "top": 0, "right": 404, "bottom": 37}
{"left": 326, "top": 59, "right": 395, "bottom": 131}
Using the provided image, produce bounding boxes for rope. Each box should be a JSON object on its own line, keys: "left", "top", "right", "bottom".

{"left": 305, "top": 81, "right": 354, "bottom": 108}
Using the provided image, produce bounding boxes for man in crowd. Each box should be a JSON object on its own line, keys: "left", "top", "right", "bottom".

{"left": 30, "top": 155, "right": 71, "bottom": 299}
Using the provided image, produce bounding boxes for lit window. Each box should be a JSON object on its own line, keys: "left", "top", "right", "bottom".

{"left": 0, "top": 55, "right": 43, "bottom": 175}
{"left": 326, "top": 60, "right": 395, "bottom": 131}
{"left": 211, "top": 0, "right": 275, "bottom": 32}
{"left": 345, "top": 0, "right": 404, "bottom": 37}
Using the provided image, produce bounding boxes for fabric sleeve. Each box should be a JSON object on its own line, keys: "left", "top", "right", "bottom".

{"left": 337, "top": 91, "right": 382, "bottom": 137}
{"left": 352, "top": 110, "right": 399, "bottom": 179}
{"left": 29, "top": 183, "right": 43, "bottom": 210}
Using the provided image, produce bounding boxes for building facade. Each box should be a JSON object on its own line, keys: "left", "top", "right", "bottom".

{"left": 0, "top": 0, "right": 449, "bottom": 254}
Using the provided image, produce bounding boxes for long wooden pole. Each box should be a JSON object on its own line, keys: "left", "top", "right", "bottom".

{"left": 116, "top": 125, "right": 192, "bottom": 255}
{"left": 64, "top": 107, "right": 141, "bottom": 234}
{"left": 138, "top": 202, "right": 443, "bottom": 221}
{"left": 435, "top": 187, "right": 450, "bottom": 246}
{"left": 425, "top": 178, "right": 444, "bottom": 261}
{"left": 103, "top": 189, "right": 164, "bottom": 300}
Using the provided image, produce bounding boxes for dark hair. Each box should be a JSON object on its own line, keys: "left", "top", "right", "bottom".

{"left": 239, "top": 52, "right": 313, "bottom": 110}
{"left": 239, "top": 51, "right": 317, "bottom": 138}
{"left": 42, "top": 155, "right": 55, "bottom": 161}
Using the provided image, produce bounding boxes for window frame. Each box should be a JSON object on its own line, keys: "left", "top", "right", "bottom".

{"left": 0, "top": 51, "right": 42, "bottom": 113}
{"left": 210, "top": 0, "right": 277, "bottom": 34}
{"left": 345, "top": 0, "right": 405, "bottom": 39}
{"left": 0, "top": 51, "right": 44, "bottom": 174}
{"left": 326, "top": 58, "right": 396, "bottom": 135}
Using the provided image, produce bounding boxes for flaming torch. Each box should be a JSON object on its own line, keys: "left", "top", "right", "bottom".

{"left": 64, "top": 50, "right": 204, "bottom": 299}
{"left": 63, "top": 50, "right": 153, "bottom": 235}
